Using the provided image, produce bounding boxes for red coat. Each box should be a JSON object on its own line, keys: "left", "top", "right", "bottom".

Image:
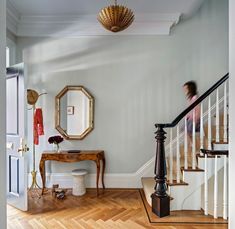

{"left": 34, "top": 108, "right": 44, "bottom": 145}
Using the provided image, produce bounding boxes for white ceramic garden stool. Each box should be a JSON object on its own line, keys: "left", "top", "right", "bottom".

{"left": 71, "top": 169, "right": 88, "bottom": 196}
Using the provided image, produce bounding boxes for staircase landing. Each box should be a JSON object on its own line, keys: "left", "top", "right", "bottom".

{"left": 140, "top": 189, "right": 227, "bottom": 225}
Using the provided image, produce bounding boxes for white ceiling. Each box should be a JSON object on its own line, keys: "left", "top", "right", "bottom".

{"left": 8, "top": 0, "right": 204, "bottom": 17}
{"left": 7, "top": 0, "right": 205, "bottom": 36}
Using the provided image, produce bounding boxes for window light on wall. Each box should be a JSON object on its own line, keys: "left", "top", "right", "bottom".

{"left": 6, "top": 47, "right": 9, "bottom": 68}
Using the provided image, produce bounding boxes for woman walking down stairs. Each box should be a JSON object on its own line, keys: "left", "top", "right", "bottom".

{"left": 142, "top": 73, "right": 229, "bottom": 225}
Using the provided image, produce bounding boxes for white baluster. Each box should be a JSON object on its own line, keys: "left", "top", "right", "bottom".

{"left": 223, "top": 155, "right": 228, "bottom": 220}
{"left": 169, "top": 128, "right": 173, "bottom": 183}
{"left": 223, "top": 82, "right": 228, "bottom": 142}
{"left": 214, "top": 155, "right": 218, "bottom": 219}
{"left": 168, "top": 186, "right": 171, "bottom": 197}
{"left": 208, "top": 96, "right": 212, "bottom": 150}
{"left": 200, "top": 103, "right": 204, "bottom": 149}
{"left": 176, "top": 125, "right": 180, "bottom": 183}
{"left": 184, "top": 118, "right": 188, "bottom": 170}
{"left": 216, "top": 89, "right": 220, "bottom": 142}
{"left": 204, "top": 154, "right": 208, "bottom": 215}
{"left": 192, "top": 109, "right": 196, "bottom": 169}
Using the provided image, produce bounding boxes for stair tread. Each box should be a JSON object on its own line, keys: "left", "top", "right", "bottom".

{"left": 200, "top": 149, "right": 228, "bottom": 156}
{"left": 167, "top": 180, "right": 189, "bottom": 186}
{"left": 181, "top": 166, "right": 204, "bottom": 172}
{"left": 212, "top": 141, "right": 228, "bottom": 144}
{"left": 141, "top": 177, "right": 188, "bottom": 186}
{"left": 197, "top": 154, "right": 221, "bottom": 158}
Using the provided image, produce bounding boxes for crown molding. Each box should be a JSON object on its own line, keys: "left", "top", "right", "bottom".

{"left": 6, "top": 0, "right": 20, "bottom": 35}
{"left": 7, "top": 11, "right": 181, "bottom": 37}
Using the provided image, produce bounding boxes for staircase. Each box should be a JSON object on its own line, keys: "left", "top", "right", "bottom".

{"left": 142, "top": 73, "right": 229, "bottom": 221}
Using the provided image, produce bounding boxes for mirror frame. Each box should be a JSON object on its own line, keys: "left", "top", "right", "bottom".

{"left": 55, "top": 86, "right": 94, "bottom": 140}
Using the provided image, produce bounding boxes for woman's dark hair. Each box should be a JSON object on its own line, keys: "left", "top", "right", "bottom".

{"left": 183, "top": 81, "right": 198, "bottom": 99}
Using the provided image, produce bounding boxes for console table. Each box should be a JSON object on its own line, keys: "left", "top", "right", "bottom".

{"left": 39, "top": 150, "right": 105, "bottom": 196}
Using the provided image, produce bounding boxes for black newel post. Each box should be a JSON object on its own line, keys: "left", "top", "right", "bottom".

{"left": 151, "top": 124, "right": 170, "bottom": 218}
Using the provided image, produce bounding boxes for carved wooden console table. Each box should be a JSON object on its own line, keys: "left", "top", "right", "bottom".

{"left": 39, "top": 150, "right": 105, "bottom": 196}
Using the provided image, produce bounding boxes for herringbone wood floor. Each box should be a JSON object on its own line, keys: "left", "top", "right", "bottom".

{"left": 7, "top": 189, "right": 228, "bottom": 229}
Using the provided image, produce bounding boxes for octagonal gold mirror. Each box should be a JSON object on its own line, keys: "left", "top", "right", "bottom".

{"left": 55, "top": 86, "right": 94, "bottom": 140}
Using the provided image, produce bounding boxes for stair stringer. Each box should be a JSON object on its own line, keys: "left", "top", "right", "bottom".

{"left": 142, "top": 156, "right": 225, "bottom": 212}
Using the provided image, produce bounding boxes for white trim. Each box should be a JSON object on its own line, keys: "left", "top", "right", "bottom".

{"left": 29, "top": 172, "right": 138, "bottom": 189}
{"left": 229, "top": 0, "right": 235, "bottom": 227}
{"left": 6, "top": 38, "right": 16, "bottom": 66}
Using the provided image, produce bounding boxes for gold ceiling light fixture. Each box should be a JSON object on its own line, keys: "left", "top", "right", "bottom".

{"left": 97, "top": 0, "right": 134, "bottom": 33}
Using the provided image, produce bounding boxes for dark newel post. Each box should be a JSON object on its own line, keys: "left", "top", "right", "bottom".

{"left": 151, "top": 124, "right": 170, "bottom": 218}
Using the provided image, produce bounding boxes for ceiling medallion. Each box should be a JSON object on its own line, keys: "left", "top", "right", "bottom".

{"left": 97, "top": 0, "right": 134, "bottom": 33}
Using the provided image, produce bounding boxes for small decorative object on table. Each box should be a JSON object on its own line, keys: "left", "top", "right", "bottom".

{"left": 48, "top": 135, "right": 64, "bottom": 152}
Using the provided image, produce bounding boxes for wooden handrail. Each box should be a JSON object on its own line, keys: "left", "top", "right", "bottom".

{"left": 155, "top": 73, "right": 229, "bottom": 128}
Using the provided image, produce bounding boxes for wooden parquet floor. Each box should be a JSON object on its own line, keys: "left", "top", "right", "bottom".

{"left": 7, "top": 189, "right": 228, "bottom": 229}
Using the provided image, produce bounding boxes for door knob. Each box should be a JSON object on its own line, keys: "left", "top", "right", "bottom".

{"left": 18, "top": 145, "right": 29, "bottom": 153}
{"left": 18, "top": 138, "right": 29, "bottom": 153}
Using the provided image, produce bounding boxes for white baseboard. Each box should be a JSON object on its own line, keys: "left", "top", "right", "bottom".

{"left": 28, "top": 155, "right": 156, "bottom": 189}
{"left": 28, "top": 172, "right": 141, "bottom": 189}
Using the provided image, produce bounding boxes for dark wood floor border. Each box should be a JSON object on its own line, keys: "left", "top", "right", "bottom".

{"left": 138, "top": 189, "right": 228, "bottom": 225}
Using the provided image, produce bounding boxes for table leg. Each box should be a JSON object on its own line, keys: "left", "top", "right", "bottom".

{"left": 39, "top": 159, "right": 46, "bottom": 195}
{"left": 101, "top": 157, "right": 106, "bottom": 189}
{"left": 96, "top": 159, "right": 100, "bottom": 196}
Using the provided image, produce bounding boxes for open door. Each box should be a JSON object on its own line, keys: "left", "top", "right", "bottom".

{"left": 6, "top": 63, "right": 28, "bottom": 211}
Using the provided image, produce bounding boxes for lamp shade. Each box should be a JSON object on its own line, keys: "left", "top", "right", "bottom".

{"left": 97, "top": 2, "right": 134, "bottom": 33}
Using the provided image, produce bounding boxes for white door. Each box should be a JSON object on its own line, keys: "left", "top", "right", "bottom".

{"left": 6, "top": 63, "right": 28, "bottom": 211}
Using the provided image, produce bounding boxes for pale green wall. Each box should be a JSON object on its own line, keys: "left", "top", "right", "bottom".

{"left": 16, "top": 0, "right": 228, "bottom": 174}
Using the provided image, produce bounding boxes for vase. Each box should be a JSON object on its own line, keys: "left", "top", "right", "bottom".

{"left": 53, "top": 143, "right": 60, "bottom": 152}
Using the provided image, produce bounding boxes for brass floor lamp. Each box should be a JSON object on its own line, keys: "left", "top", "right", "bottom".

{"left": 27, "top": 89, "right": 47, "bottom": 193}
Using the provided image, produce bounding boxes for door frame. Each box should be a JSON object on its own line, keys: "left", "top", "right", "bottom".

{"left": 0, "top": 0, "right": 7, "bottom": 228}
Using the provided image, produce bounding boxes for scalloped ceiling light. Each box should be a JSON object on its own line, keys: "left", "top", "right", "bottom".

{"left": 97, "top": 0, "right": 134, "bottom": 33}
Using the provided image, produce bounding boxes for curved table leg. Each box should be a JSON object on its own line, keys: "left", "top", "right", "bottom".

{"left": 96, "top": 159, "right": 100, "bottom": 196}
{"left": 101, "top": 157, "right": 106, "bottom": 189}
{"left": 39, "top": 159, "right": 46, "bottom": 195}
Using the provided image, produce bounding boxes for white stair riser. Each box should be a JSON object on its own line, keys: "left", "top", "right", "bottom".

{"left": 170, "top": 172, "right": 203, "bottom": 211}
{"left": 213, "top": 143, "right": 228, "bottom": 151}
{"left": 198, "top": 157, "right": 224, "bottom": 177}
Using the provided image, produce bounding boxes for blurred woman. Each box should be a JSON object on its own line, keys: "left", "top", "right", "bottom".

{"left": 183, "top": 81, "right": 200, "bottom": 137}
